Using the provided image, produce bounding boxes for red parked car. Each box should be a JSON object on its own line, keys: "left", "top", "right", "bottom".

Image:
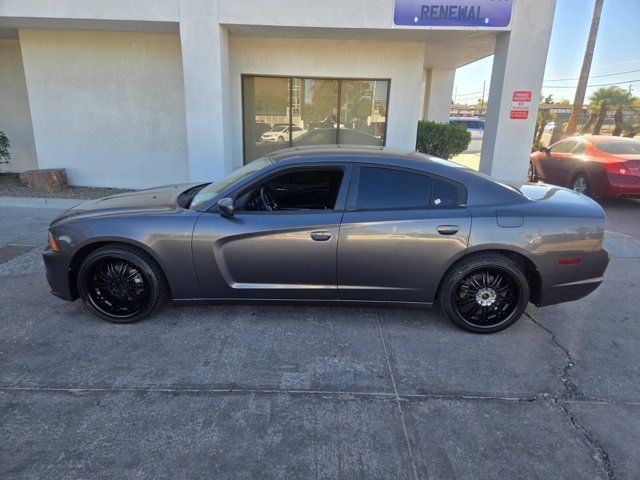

{"left": 529, "top": 135, "right": 640, "bottom": 198}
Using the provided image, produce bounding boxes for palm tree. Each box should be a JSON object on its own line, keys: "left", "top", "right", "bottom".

{"left": 533, "top": 109, "right": 555, "bottom": 146}
{"left": 588, "top": 87, "right": 636, "bottom": 135}
{"left": 563, "top": 0, "right": 604, "bottom": 137}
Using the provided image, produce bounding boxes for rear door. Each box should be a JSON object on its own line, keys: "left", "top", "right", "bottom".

{"left": 540, "top": 139, "right": 579, "bottom": 184}
{"left": 337, "top": 165, "right": 471, "bottom": 304}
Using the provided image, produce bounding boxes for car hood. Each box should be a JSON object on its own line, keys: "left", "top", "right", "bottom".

{"left": 50, "top": 183, "right": 202, "bottom": 225}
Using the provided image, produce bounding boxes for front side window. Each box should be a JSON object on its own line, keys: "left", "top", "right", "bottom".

{"left": 236, "top": 168, "right": 344, "bottom": 213}
{"left": 190, "top": 157, "right": 272, "bottom": 210}
{"left": 571, "top": 142, "right": 587, "bottom": 154}
{"left": 355, "top": 167, "right": 431, "bottom": 210}
{"left": 551, "top": 139, "right": 578, "bottom": 153}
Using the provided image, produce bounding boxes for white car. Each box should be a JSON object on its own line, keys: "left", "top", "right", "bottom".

{"left": 260, "top": 125, "right": 306, "bottom": 143}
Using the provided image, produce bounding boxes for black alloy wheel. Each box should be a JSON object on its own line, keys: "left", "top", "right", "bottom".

{"left": 440, "top": 254, "right": 529, "bottom": 333}
{"left": 77, "top": 245, "right": 167, "bottom": 323}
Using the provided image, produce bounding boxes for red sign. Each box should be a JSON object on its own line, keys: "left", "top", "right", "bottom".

{"left": 510, "top": 90, "right": 532, "bottom": 120}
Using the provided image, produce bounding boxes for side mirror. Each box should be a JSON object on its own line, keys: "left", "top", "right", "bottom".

{"left": 218, "top": 197, "right": 235, "bottom": 217}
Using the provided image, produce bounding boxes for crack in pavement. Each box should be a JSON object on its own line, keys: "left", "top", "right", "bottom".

{"left": 557, "top": 401, "right": 616, "bottom": 480}
{"left": 524, "top": 311, "right": 578, "bottom": 399}
{"left": 2, "top": 384, "right": 639, "bottom": 405}
{"left": 525, "top": 310, "right": 616, "bottom": 480}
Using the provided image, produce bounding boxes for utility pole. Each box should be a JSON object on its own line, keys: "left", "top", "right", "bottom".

{"left": 564, "top": 0, "right": 604, "bottom": 137}
{"left": 480, "top": 80, "right": 486, "bottom": 116}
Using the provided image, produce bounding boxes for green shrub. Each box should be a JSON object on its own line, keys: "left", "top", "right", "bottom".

{"left": 415, "top": 120, "right": 471, "bottom": 159}
{"left": 0, "top": 131, "right": 9, "bottom": 165}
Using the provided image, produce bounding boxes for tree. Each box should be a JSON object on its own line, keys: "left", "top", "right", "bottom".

{"left": 533, "top": 109, "right": 555, "bottom": 145}
{"left": 564, "top": 0, "right": 604, "bottom": 138}
{"left": 588, "top": 87, "right": 636, "bottom": 135}
{"left": 0, "top": 131, "right": 10, "bottom": 167}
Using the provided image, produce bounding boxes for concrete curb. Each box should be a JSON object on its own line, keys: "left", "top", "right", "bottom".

{"left": 0, "top": 196, "right": 82, "bottom": 209}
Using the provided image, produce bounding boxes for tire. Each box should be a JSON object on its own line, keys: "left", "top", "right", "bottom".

{"left": 527, "top": 161, "right": 537, "bottom": 182}
{"left": 439, "top": 253, "right": 529, "bottom": 334}
{"left": 571, "top": 173, "right": 590, "bottom": 196}
{"left": 77, "top": 244, "right": 168, "bottom": 323}
{"left": 277, "top": 136, "right": 285, "bottom": 143}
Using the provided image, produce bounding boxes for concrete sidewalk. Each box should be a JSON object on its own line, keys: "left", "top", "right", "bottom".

{"left": 1, "top": 200, "right": 639, "bottom": 479}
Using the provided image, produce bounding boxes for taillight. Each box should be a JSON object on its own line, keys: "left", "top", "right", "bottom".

{"left": 604, "top": 162, "right": 630, "bottom": 175}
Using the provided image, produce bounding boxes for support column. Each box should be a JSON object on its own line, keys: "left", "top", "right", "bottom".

{"left": 479, "top": 0, "right": 557, "bottom": 182}
{"left": 179, "top": 0, "right": 231, "bottom": 182}
{"left": 423, "top": 67, "right": 455, "bottom": 123}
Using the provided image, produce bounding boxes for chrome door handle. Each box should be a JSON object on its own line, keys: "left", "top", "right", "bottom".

{"left": 437, "top": 225, "right": 459, "bottom": 235}
{"left": 310, "top": 231, "right": 332, "bottom": 241}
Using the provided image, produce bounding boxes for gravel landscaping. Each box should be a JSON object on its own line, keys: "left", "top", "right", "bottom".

{"left": 0, "top": 173, "right": 132, "bottom": 199}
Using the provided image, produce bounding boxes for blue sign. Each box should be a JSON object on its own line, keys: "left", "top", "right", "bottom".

{"left": 393, "top": 0, "right": 513, "bottom": 28}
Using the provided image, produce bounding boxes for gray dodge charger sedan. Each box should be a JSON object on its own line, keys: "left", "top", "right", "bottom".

{"left": 43, "top": 146, "right": 610, "bottom": 333}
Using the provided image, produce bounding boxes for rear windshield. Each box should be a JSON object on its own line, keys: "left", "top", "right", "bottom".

{"left": 595, "top": 140, "right": 640, "bottom": 155}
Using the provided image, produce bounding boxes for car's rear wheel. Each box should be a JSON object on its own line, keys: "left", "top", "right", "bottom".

{"left": 439, "top": 254, "right": 529, "bottom": 333}
{"left": 77, "top": 244, "right": 167, "bottom": 323}
{"left": 571, "top": 173, "right": 590, "bottom": 196}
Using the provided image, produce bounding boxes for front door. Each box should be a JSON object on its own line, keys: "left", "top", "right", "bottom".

{"left": 337, "top": 165, "right": 471, "bottom": 303}
{"left": 192, "top": 164, "right": 351, "bottom": 300}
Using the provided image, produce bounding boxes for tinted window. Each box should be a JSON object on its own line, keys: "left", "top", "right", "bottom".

{"left": 432, "top": 178, "right": 460, "bottom": 207}
{"left": 356, "top": 167, "right": 431, "bottom": 210}
{"left": 595, "top": 140, "right": 640, "bottom": 155}
{"left": 551, "top": 139, "right": 578, "bottom": 153}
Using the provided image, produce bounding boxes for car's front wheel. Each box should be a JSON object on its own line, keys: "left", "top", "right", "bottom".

{"left": 439, "top": 254, "right": 529, "bottom": 333}
{"left": 77, "top": 244, "right": 167, "bottom": 323}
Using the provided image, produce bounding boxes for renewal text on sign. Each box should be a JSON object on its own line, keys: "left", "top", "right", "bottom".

{"left": 510, "top": 90, "right": 531, "bottom": 120}
{"left": 393, "top": 0, "right": 514, "bottom": 28}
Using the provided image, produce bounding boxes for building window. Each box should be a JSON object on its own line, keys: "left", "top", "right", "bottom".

{"left": 242, "top": 76, "right": 390, "bottom": 164}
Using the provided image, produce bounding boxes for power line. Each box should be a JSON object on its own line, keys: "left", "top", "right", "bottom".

{"left": 592, "top": 58, "right": 640, "bottom": 70}
{"left": 545, "top": 68, "right": 640, "bottom": 82}
{"left": 542, "top": 78, "right": 640, "bottom": 89}
{"left": 454, "top": 89, "right": 487, "bottom": 98}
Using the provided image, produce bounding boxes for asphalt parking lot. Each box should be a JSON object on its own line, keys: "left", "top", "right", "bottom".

{"left": 1, "top": 197, "right": 639, "bottom": 479}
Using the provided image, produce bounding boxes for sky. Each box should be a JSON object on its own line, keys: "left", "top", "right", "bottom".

{"left": 453, "top": 0, "right": 640, "bottom": 105}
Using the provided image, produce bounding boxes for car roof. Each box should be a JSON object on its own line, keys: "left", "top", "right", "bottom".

{"left": 568, "top": 135, "right": 636, "bottom": 143}
{"left": 268, "top": 145, "right": 423, "bottom": 164}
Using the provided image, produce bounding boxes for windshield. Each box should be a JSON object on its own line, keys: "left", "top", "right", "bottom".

{"left": 190, "top": 157, "right": 272, "bottom": 209}
{"left": 595, "top": 140, "right": 640, "bottom": 155}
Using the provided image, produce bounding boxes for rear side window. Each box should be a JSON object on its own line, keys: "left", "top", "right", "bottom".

{"left": 356, "top": 167, "right": 431, "bottom": 210}
{"left": 432, "top": 178, "right": 460, "bottom": 207}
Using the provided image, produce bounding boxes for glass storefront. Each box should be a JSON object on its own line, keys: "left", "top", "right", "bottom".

{"left": 243, "top": 76, "right": 389, "bottom": 164}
